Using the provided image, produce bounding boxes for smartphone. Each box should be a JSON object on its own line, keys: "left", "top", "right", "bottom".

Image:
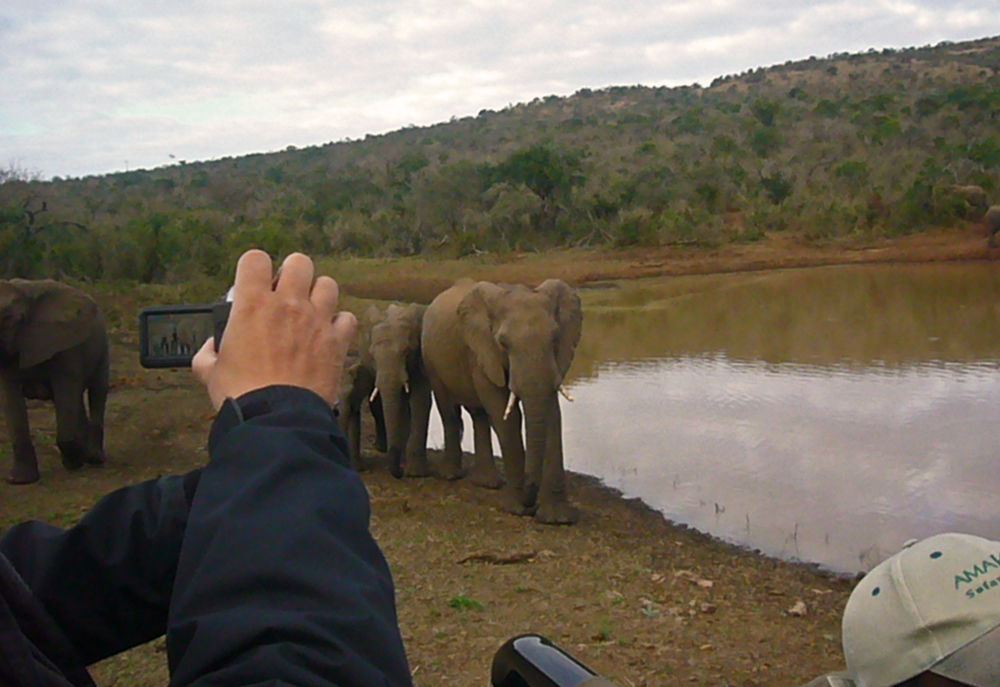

{"left": 139, "top": 302, "right": 232, "bottom": 368}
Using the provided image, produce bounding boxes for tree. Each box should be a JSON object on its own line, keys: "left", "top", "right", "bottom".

{"left": 0, "top": 165, "right": 51, "bottom": 277}
{"left": 487, "top": 144, "right": 583, "bottom": 235}
{"left": 751, "top": 98, "right": 781, "bottom": 127}
{"left": 409, "top": 160, "right": 485, "bottom": 241}
{"left": 760, "top": 172, "right": 794, "bottom": 205}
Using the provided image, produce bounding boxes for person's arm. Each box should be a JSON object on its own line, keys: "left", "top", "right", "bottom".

{"left": 170, "top": 250, "right": 410, "bottom": 686}
{"left": 166, "top": 385, "right": 411, "bottom": 686}
{"left": 0, "top": 469, "right": 200, "bottom": 664}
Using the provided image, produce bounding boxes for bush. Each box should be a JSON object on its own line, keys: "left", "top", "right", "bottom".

{"left": 659, "top": 207, "right": 724, "bottom": 247}
{"left": 609, "top": 208, "right": 659, "bottom": 247}
{"left": 745, "top": 201, "right": 790, "bottom": 236}
{"left": 801, "top": 199, "right": 869, "bottom": 241}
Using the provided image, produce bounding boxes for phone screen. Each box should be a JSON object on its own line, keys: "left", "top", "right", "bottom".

{"left": 139, "top": 306, "right": 216, "bottom": 368}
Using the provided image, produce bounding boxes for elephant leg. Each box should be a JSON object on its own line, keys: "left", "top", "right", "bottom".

{"left": 87, "top": 424, "right": 105, "bottom": 466}
{"left": 84, "top": 358, "right": 109, "bottom": 466}
{"left": 52, "top": 377, "right": 88, "bottom": 471}
{"left": 343, "top": 405, "right": 365, "bottom": 471}
{"left": 370, "top": 395, "right": 387, "bottom": 454}
{"left": 436, "top": 399, "right": 465, "bottom": 480}
{"left": 386, "top": 395, "right": 412, "bottom": 479}
{"left": 403, "top": 380, "right": 431, "bottom": 478}
{"left": 469, "top": 409, "right": 502, "bottom": 489}
{"left": 533, "top": 403, "right": 578, "bottom": 525}
{"left": 1, "top": 370, "right": 39, "bottom": 485}
{"left": 488, "top": 402, "right": 532, "bottom": 516}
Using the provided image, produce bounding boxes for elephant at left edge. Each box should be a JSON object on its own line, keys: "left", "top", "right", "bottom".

{"left": 0, "top": 279, "right": 110, "bottom": 484}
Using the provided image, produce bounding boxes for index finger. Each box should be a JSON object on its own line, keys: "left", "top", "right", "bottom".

{"left": 232, "top": 249, "right": 274, "bottom": 301}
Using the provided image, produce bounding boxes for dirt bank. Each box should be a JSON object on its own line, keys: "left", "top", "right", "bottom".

{"left": 339, "top": 224, "right": 996, "bottom": 304}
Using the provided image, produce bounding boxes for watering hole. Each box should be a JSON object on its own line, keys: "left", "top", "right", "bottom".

{"left": 428, "top": 263, "right": 1000, "bottom": 573}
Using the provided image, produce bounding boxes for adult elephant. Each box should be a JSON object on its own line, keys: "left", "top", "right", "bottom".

{"left": 986, "top": 205, "right": 1000, "bottom": 248}
{"left": 0, "top": 279, "right": 109, "bottom": 484}
{"left": 339, "top": 303, "right": 431, "bottom": 478}
{"left": 367, "top": 303, "right": 432, "bottom": 479}
{"left": 422, "top": 278, "right": 583, "bottom": 524}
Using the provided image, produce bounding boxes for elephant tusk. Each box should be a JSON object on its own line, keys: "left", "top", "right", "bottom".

{"left": 370, "top": 387, "right": 380, "bottom": 403}
{"left": 404, "top": 381, "right": 410, "bottom": 395}
{"left": 503, "top": 391, "right": 518, "bottom": 421}
{"left": 559, "top": 385, "right": 574, "bottom": 402}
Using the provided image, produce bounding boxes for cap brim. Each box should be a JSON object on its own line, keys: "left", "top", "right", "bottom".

{"left": 932, "top": 622, "right": 1000, "bottom": 687}
{"left": 799, "top": 672, "right": 857, "bottom": 687}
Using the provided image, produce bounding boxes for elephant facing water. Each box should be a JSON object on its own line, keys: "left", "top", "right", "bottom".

{"left": 0, "top": 279, "right": 110, "bottom": 484}
{"left": 421, "top": 278, "right": 583, "bottom": 524}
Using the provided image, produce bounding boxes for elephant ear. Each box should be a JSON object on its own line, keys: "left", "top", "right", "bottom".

{"left": 458, "top": 282, "right": 507, "bottom": 388}
{"left": 13, "top": 279, "right": 99, "bottom": 370}
{"left": 537, "top": 279, "right": 582, "bottom": 378}
{"left": 357, "top": 304, "right": 383, "bottom": 366}
{"left": 397, "top": 303, "right": 427, "bottom": 351}
{"left": 340, "top": 357, "right": 361, "bottom": 396}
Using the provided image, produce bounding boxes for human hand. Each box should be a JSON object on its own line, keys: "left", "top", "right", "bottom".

{"left": 193, "top": 250, "right": 357, "bottom": 410}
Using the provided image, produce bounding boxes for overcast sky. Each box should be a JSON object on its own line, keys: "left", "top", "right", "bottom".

{"left": 3, "top": 1, "right": 1000, "bottom": 180}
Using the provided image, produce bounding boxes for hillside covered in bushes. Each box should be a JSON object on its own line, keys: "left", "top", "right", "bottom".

{"left": 3, "top": 35, "right": 1000, "bottom": 282}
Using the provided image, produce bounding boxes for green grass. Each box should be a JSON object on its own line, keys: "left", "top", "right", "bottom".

{"left": 447, "top": 593, "right": 484, "bottom": 611}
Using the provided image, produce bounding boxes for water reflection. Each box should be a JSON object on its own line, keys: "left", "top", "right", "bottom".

{"left": 565, "top": 264, "right": 1000, "bottom": 574}
{"left": 570, "top": 263, "right": 1000, "bottom": 377}
{"left": 563, "top": 356, "right": 1000, "bottom": 574}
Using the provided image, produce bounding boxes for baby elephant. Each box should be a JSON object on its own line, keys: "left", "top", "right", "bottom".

{"left": 0, "top": 279, "right": 110, "bottom": 484}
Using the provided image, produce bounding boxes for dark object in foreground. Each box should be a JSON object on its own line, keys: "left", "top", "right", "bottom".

{"left": 491, "top": 634, "right": 618, "bottom": 687}
{"left": 139, "top": 302, "right": 232, "bottom": 368}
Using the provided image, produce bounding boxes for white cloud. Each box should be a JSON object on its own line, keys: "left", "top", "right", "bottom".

{"left": 1, "top": 0, "right": 999, "bottom": 177}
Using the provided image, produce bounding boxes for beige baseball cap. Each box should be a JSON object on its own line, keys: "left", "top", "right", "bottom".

{"left": 841, "top": 533, "right": 1000, "bottom": 687}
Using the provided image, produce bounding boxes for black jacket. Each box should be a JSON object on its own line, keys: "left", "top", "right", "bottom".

{"left": 0, "top": 385, "right": 412, "bottom": 687}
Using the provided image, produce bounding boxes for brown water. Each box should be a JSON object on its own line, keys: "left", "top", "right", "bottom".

{"left": 560, "top": 263, "right": 1000, "bottom": 573}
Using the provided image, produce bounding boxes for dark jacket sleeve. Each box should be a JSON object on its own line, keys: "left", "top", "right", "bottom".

{"left": 165, "top": 385, "right": 412, "bottom": 687}
{"left": 0, "top": 469, "right": 198, "bottom": 665}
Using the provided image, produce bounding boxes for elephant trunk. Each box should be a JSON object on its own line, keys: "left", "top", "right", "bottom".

{"left": 520, "top": 395, "right": 554, "bottom": 509}
{"left": 376, "top": 370, "right": 409, "bottom": 479}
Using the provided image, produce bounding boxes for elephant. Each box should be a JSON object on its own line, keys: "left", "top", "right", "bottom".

{"left": 0, "top": 279, "right": 110, "bottom": 484}
{"left": 986, "top": 205, "right": 1000, "bottom": 248}
{"left": 941, "top": 184, "right": 989, "bottom": 221}
{"left": 367, "top": 303, "right": 432, "bottom": 479}
{"left": 339, "top": 354, "right": 386, "bottom": 473}
{"left": 421, "top": 278, "right": 583, "bottom": 525}
{"left": 340, "top": 303, "right": 432, "bottom": 478}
